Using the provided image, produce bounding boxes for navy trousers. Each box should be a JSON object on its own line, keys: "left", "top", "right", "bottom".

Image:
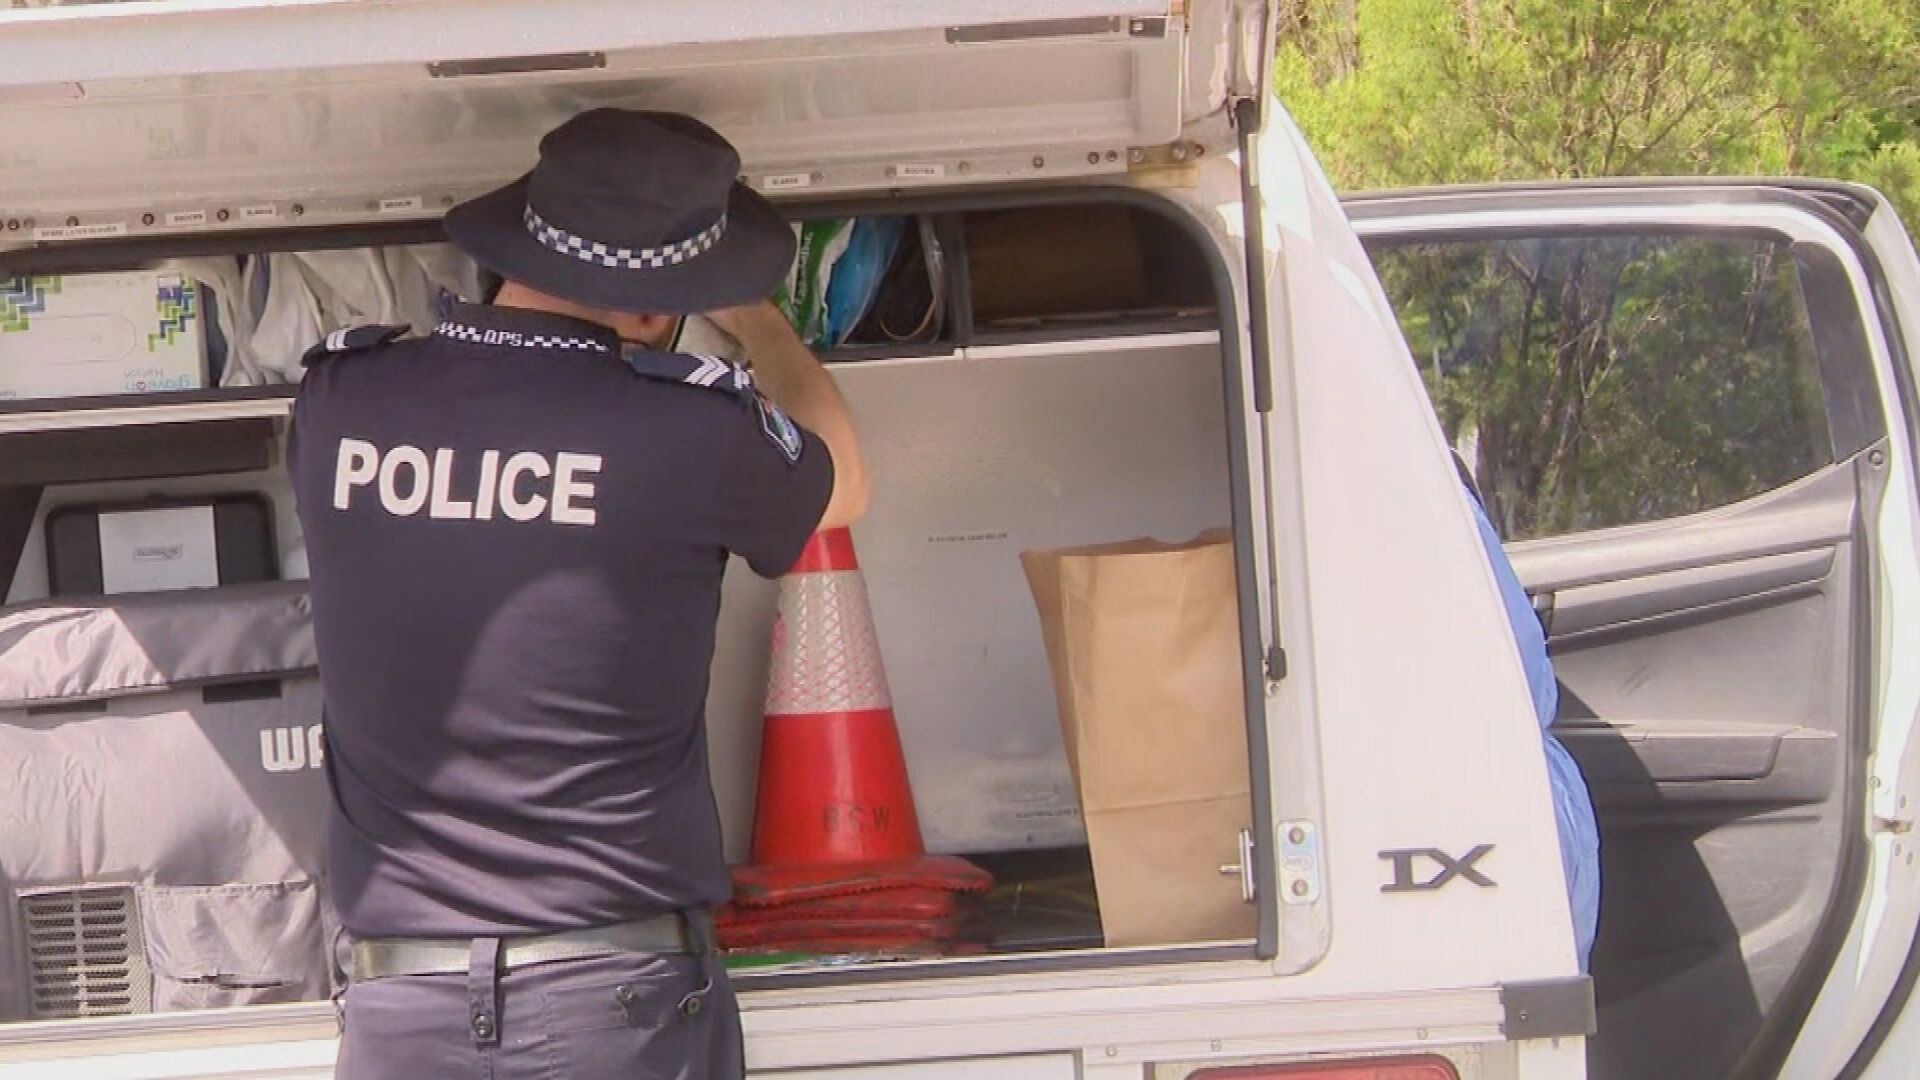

{"left": 333, "top": 947, "right": 744, "bottom": 1080}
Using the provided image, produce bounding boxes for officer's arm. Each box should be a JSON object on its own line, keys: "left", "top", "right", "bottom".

{"left": 708, "top": 302, "right": 870, "bottom": 529}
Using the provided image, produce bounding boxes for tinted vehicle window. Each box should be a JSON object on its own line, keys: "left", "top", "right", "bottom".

{"left": 1366, "top": 232, "right": 1833, "bottom": 540}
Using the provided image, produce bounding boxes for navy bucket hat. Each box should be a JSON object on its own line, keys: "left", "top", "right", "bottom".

{"left": 444, "top": 109, "right": 795, "bottom": 315}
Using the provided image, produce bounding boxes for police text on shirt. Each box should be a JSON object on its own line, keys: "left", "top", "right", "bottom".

{"left": 332, "top": 438, "right": 601, "bottom": 526}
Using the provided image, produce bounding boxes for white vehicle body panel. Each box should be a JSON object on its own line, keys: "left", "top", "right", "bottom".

{"left": 1232, "top": 111, "right": 1581, "bottom": 991}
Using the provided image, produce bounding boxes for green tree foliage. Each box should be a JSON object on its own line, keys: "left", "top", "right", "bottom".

{"left": 1371, "top": 234, "right": 1831, "bottom": 537}
{"left": 1276, "top": 0, "right": 1920, "bottom": 216}
{"left": 1276, "top": 0, "right": 1917, "bottom": 537}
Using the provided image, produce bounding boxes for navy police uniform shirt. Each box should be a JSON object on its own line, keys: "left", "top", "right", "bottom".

{"left": 288, "top": 302, "right": 833, "bottom": 938}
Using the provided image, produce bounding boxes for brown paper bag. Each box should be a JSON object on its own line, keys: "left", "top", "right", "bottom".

{"left": 1021, "top": 532, "right": 1256, "bottom": 947}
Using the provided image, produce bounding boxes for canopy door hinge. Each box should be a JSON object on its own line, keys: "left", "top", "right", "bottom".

{"left": 1277, "top": 821, "right": 1323, "bottom": 905}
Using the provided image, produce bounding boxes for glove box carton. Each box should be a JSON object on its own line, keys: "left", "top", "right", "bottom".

{"left": 0, "top": 272, "right": 209, "bottom": 401}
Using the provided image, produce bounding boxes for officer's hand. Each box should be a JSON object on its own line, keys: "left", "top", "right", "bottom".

{"left": 704, "top": 301, "right": 786, "bottom": 345}
{"left": 705, "top": 299, "right": 869, "bottom": 529}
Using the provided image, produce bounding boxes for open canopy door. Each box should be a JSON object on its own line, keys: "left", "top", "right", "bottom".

{"left": 0, "top": 0, "right": 1271, "bottom": 249}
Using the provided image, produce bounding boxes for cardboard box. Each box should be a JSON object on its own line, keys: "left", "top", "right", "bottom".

{"left": 0, "top": 272, "right": 208, "bottom": 401}
{"left": 967, "top": 204, "right": 1149, "bottom": 324}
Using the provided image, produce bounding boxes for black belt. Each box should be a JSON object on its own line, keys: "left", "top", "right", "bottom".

{"left": 348, "top": 912, "right": 706, "bottom": 982}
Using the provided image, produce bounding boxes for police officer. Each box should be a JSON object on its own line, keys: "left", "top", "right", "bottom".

{"left": 288, "top": 109, "right": 868, "bottom": 1079}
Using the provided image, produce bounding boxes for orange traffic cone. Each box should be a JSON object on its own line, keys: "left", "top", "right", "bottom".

{"left": 728, "top": 528, "right": 990, "bottom": 918}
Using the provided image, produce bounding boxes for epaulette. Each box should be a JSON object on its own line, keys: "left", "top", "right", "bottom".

{"left": 301, "top": 324, "right": 410, "bottom": 367}
{"left": 621, "top": 345, "right": 805, "bottom": 465}
{"left": 620, "top": 345, "right": 754, "bottom": 397}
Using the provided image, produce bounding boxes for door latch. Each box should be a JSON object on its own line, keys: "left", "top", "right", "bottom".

{"left": 1219, "top": 828, "right": 1257, "bottom": 903}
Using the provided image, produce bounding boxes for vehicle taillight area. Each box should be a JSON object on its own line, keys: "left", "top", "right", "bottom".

{"left": 1188, "top": 1057, "right": 1460, "bottom": 1080}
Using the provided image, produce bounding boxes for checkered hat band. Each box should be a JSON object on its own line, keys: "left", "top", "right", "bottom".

{"left": 524, "top": 205, "right": 728, "bottom": 270}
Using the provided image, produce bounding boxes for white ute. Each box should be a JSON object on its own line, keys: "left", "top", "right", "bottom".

{"left": 0, "top": 3, "right": 1918, "bottom": 1079}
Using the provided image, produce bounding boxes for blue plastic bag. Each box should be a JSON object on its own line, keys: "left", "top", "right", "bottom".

{"left": 776, "top": 217, "right": 906, "bottom": 349}
{"left": 824, "top": 217, "right": 906, "bottom": 347}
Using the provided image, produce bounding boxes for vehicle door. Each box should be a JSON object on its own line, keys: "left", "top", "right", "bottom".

{"left": 1348, "top": 182, "right": 1920, "bottom": 1080}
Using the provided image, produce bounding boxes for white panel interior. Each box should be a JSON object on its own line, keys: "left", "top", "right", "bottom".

{"left": 2, "top": 333, "right": 1231, "bottom": 861}
{"left": 706, "top": 336, "right": 1231, "bottom": 858}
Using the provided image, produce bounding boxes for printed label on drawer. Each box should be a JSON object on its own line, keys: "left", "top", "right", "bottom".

{"left": 892, "top": 163, "right": 946, "bottom": 180}
{"left": 165, "top": 211, "right": 208, "bottom": 228}
{"left": 33, "top": 223, "right": 127, "bottom": 242}
{"left": 239, "top": 205, "right": 280, "bottom": 222}
{"left": 377, "top": 197, "right": 424, "bottom": 214}
{"left": 762, "top": 172, "right": 814, "bottom": 191}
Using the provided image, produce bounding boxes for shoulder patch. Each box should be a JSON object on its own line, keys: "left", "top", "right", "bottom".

{"left": 756, "top": 393, "right": 805, "bottom": 466}
{"left": 301, "top": 324, "right": 409, "bottom": 367}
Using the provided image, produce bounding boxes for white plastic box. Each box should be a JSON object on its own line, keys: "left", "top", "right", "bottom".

{"left": 0, "top": 271, "right": 208, "bottom": 401}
